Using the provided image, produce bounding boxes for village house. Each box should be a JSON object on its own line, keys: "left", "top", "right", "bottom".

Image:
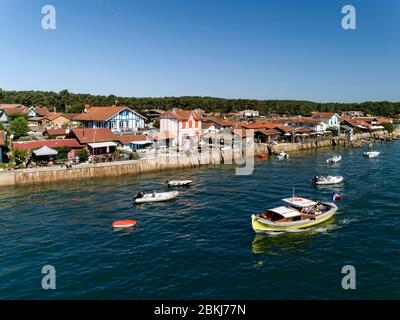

{"left": 67, "top": 128, "right": 119, "bottom": 161}
{"left": 311, "top": 112, "right": 340, "bottom": 130}
{"left": 254, "top": 129, "right": 282, "bottom": 143}
{"left": 340, "top": 117, "right": 388, "bottom": 132}
{"left": 240, "top": 122, "right": 294, "bottom": 142}
{"left": 144, "top": 109, "right": 165, "bottom": 120}
{"left": 0, "top": 104, "right": 29, "bottom": 126}
{"left": 340, "top": 110, "right": 365, "bottom": 118}
{"left": 116, "top": 134, "right": 153, "bottom": 152}
{"left": 74, "top": 104, "right": 146, "bottom": 133}
{"left": 12, "top": 138, "right": 82, "bottom": 152}
{"left": 44, "top": 128, "right": 69, "bottom": 139}
{"left": 238, "top": 109, "right": 259, "bottom": 118}
{"left": 36, "top": 106, "right": 50, "bottom": 117}
{"left": 286, "top": 117, "right": 334, "bottom": 133}
{"left": 159, "top": 109, "right": 202, "bottom": 150}
{"left": 39, "top": 112, "right": 74, "bottom": 129}
{"left": 202, "top": 117, "right": 237, "bottom": 131}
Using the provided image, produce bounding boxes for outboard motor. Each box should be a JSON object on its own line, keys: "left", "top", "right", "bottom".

{"left": 311, "top": 176, "right": 318, "bottom": 184}
{"left": 134, "top": 191, "right": 145, "bottom": 200}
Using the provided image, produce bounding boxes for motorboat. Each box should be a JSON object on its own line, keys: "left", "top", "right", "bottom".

{"left": 251, "top": 196, "right": 337, "bottom": 232}
{"left": 363, "top": 151, "right": 380, "bottom": 158}
{"left": 165, "top": 179, "right": 192, "bottom": 187}
{"left": 326, "top": 155, "right": 342, "bottom": 164}
{"left": 276, "top": 151, "right": 289, "bottom": 160}
{"left": 311, "top": 175, "right": 344, "bottom": 185}
{"left": 134, "top": 191, "right": 179, "bottom": 204}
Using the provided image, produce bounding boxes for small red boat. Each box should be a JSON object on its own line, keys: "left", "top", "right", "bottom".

{"left": 112, "top": 220, "right": 137, "bottom": 228}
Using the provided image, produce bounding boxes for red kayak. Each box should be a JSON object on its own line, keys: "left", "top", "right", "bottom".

{"left": 112, "top": 220, "right": 137, "bottom": 228}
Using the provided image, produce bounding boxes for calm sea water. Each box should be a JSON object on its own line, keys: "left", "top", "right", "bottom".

{"left": 1, "top": 143, "right": 400, "bottom": 299}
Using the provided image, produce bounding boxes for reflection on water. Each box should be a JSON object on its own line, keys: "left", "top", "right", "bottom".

{"left": 251, "top": 218, "right": 337, "bottom": 255}
{"left": 1, "top": 143, "right": 400, "bottom": 299}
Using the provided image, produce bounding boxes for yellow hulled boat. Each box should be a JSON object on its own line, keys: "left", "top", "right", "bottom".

{"left": 251, "top": 197, "right": 337, "bottom": 232}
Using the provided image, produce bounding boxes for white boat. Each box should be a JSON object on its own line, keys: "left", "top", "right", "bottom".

{"left": 363, "top": 151, "right": 380, "bottom": 158}
{"left": 276, "top": 151, "right": 289, "bottom": 160}
{"left": 326, "top": 155, "right": 342, "bottom": 164}
{"left": 165, "top": 179, "right": 192, "bottom": 187}
{"left": 134, "top": 191, "right": 179, "bottom": 204}
{"left": 251, "top": 196, "right": 337, "bottom": 232}
{"left": 311, "top": 175, "right": 344, "bottom": 185}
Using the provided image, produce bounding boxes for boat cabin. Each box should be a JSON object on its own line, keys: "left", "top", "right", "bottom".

{"left": 259, "top": 197, "right": 325, "bottom": 222}
{"left": 259, "top": 206, "right": 302, "bottom": 222}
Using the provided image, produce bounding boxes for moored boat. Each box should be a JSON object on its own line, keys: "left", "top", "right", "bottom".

{"left": 134, "top": 191, "right": 179, "bottom": 204}
{"left": 112, "top": 220, "right": 137, "bottom": 228}
{"left": 251, "top": 196, "right": 337, "bottom": 232}
{"left": 363, "top": 151, "right": 380, "bottom": 158}
{"left": 165, "top": 179, "right": 192, "bottom": 187}
{"left": 311, "top": 175, "right": 344, "bottom": 185}
{"left": 276, "top": 151, "right": 289, "bottom": 160}
{"left": 326, "top": 155, "right": 342, "bottom": 164}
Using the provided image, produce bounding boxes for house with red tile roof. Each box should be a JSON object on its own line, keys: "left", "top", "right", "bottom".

{"left": 115, "top": 134, "right": 153, "bottom": 151}
{"left": 286, "top": 116, "right": 338, "bottom": 133}
{"left": 159, "top": 109, "right": 202, "bottom": 149}
{"left": 0, "top": 104, "right": 29, "bottom": 126}
{"left": 74, "top": 104, "right": 146, "bottom": 133}
{"left": 340, "top": 117, "right": 386, "bottom": 131}
{"left": 310, "top": 112, "right": 340, "bottom": 130}
{"left": 40, "top": 112, "right": 73, "bottom": 129}
{"left": 254, "top": 128, "right": 282, "bottom": 143}
{"left": 202, "top": 117, "right": 237, "bottom": 129}
{"left": 13, "top": 139, "right": 82, "bottom": 151}
{"left": 35, "top": 106, "right": 50, "bottom": 117}
{"left": 44, "top": 128, "right": 68, "bottom": 139}
{"left": 242, "top": 122, "right": 277, "bottom": 130}
{"left": 67, "top": 128, "right": 119, "bottom": 156}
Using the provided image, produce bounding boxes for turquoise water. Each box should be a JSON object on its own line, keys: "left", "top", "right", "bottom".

{"left": 1, "top": 143, "right": 399, "bottom": 299}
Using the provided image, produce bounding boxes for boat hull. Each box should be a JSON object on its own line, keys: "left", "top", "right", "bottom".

{"left": 167, "top": 180, "right": 192, "bottom": 187}
{"left": 315, "top": 177, "right": 343, "bottom": 185}
{"left": 134, "top": 191, "right": 179, "bottom": 204}
{"left": 364, "top": 152, "right": 380, "bottom": 158}
{"left": 251, "top": 203, "right": 337, "bottom": 232}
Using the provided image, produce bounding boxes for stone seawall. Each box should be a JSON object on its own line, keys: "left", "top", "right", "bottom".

{"left": 0, "top": 151, "right": 233, "bottom": 187}
{"left": 0, "top": 132, "right": 393, "bottom": 187}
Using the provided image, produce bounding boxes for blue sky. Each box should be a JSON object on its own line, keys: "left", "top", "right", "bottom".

{"left": 0, "top": 0, "right": 399, "bottom": 102}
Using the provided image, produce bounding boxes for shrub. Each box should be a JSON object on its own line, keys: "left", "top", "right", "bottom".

{"left": 77, "top": 148, "right": 89, "bottom": 162}
{"left": 10, "top": 116, "right": 29, "bottom": 139}
{"left": 382, "top": 122, "right": 395, "bottom": 134}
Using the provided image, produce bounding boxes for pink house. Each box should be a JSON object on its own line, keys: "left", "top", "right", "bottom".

{"left": 159, "top": 109, "right": 202, "bottom": 149}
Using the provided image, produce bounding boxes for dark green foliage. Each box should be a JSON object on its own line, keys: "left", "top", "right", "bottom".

{"left": 382, "top": 122, "right": 395, "bottom": 133}
{"left": 11, "top": 149, "right": 28, "bottom": 166}
{"left": 77, "top": 148, "right": 89, "bottom": 162}
{"left": 1, "top": 90, "right": 399, "bottom": 117}
{"left": 55, "top": 147, "right": 70, "bottom": 161}
{"left": 10, "top": 116, "right": 29, "bottom": 139}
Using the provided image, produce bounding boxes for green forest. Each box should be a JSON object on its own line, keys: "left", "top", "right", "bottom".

{"left": 1, "top": 89, "right": 399, "bottom": 117}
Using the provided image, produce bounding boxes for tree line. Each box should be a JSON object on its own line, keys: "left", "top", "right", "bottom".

{"left": 1, "top": 89, "right": 399, "bottom": 118}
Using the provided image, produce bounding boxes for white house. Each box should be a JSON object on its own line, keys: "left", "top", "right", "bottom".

{"left": 238, "top": 110, "right": 259, "bottom": 117}
{"left": 159, "top": 109, "right": 202, "bottom": 150}
{"left": 311, "top": 112, "right": 340, "bottom": 130}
